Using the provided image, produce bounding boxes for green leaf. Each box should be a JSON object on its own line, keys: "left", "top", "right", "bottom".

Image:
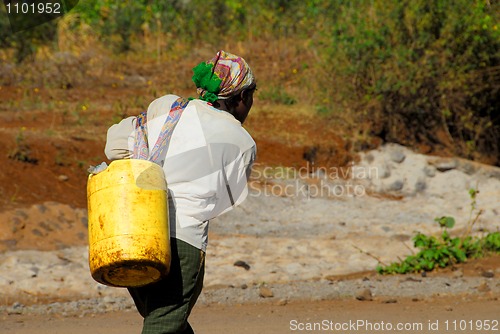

{"left": 423, "top": 249, "right": 435, "bottom": 260}
{"left": 414, "top": 233, "right": 433, "bottom": 248}
{"left": 452, "top": 248, "right": 466, "bottom": 262}
{"left": 435, "top": 216, "right": 456, "bottom": 228}
{"left": 450, "top": 237, "right": 461, "bottom": 247}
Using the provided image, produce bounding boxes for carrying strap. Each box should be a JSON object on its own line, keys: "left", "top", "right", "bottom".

{"left": 133, "top": 97, "right": 190, "bottom": 166}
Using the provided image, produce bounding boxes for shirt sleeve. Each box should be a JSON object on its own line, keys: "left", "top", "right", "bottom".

{"left": 244, "top": 144, "right": 257, "bottom": 181}
{"left": 104, "top": 116, "right": 136, "bottom": 160}
{"left": 219, "top": 144, "right": 257, "bottom": 215}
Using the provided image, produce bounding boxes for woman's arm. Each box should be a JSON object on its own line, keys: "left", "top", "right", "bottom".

{"left": 104, "top": 116, "right": 136, "bottom": 160}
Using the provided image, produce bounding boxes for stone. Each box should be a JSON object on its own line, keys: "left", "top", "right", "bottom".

{"left": 452, "top": 269, "right": 464, "bottom": 279}
{"left": 387, "top": 180, "right": 404, "bottom": 192}
{"left": 355, "top": 288, "right": 373, "bottom": 301}
{"left": 414, "top": 179, "right": 426, "bottom": 192}
{"left": 382, "top": 299, "right": 397, "bottom": 304}
{"left": 276, "top": 299, "right": 288, "bottom": 306}
{"left": 8, "top": 302, "right": 24, "bottom": 315}
{"left": 390, "top": 151, "right": 406, "bottom": 163}
{"left": 233, "top": 260, "right": 251, "bottom": 271}
{"left": 36, "top": 204, "right": 47, "bottom": 213}
{"left": 378, "top": 164, "right": 391, "bottom": 179}
{"left": 433, "top": 159, "right": 458, "bottom": 172}
{"left": 364, "top": 153, "right": 374, "bottom": 163}
{"left": 124, "top": 75, "right": 147, "bottom": 86}
{"left": 458, "top": 161, "right": 477, "bottom": 175}
{"left": 423, "top": 165, "right": 436, "bottom": 177}
{"left": 259, "top": 286, "right": 274, "bottom": 298}
{"left": 481, "top": 270, "right": 495, "bottom": 278}
{"left": 477, "top": 281, "right": 490, "bottom": 292}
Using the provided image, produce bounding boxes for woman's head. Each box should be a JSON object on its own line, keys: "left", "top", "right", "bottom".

{"left": 192, "top": 50, "right": 256, "bottom": 123}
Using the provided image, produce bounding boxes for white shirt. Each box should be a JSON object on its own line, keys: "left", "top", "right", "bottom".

{"left": 105, "top": 95, "right": 256, "bottom": 251}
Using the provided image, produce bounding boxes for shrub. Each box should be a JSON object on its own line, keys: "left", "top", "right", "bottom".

{"left": 1, "top": 1, "right": 498, "bottom": 164}
{"left": 326, "top": 0, "right": 499, "bottom": 164}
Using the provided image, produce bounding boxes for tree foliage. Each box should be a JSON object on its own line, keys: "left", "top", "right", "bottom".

{"left": 1, "top": 0, "right": 498, "bottom": 164}
{"left": 327, "top": 0, "right": 499, "bottom": 162}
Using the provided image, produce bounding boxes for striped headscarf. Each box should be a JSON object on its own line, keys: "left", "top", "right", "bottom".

{"left": 192, "top": 50, "right": 255, "bottom": 103}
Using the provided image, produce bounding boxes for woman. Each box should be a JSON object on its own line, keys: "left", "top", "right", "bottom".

{"left": 104, "top": 50, "right": 257, "bottom": 334}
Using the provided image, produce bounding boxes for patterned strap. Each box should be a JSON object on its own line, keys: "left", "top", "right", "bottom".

{"left": 133, "top": 97, "right": 190, "bottom": 166}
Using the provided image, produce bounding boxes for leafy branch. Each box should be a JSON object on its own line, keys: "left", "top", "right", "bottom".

{"left": 377, "top": 189, "right": 500, "bottom": 275}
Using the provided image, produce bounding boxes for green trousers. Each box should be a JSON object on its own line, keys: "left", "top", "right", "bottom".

{"left": 128, "top": 238, "right": 205, "bottom": 334}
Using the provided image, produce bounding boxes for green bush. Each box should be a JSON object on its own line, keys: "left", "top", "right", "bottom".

{"left": 1, "top": 0, "right": 498, "bottom": 164}
{"left": 377, "top": 225, "right": 500, "bottom": 275}
{"left": 377, "top": 189, "right": 500, "bottom": 275}
{"left": 326, "top": 0, "right": 499, "bottom": 163}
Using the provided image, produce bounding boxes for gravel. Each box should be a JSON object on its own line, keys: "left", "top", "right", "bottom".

{"left": 1, "top": 143, "right": 499, "bottom": 317}
{"left": 1, "top": 274, "right": 498, "bottom": 317}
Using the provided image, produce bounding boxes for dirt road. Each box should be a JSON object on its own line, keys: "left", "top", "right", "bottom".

{"left": 3, "top": 297, "right": 499, "bottom": 334}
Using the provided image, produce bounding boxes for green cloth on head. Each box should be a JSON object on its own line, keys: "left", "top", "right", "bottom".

{"left": 191, "top": 62, "right": 222, "bottom": 103}
{"left": 192, "top": 50, "right": 255, "bottom": 103}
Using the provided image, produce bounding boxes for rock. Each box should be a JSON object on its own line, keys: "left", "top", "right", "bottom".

{"left": 364, "top": 153, "right": 374, "bottom": 163}
{"left": 390, "top": 151, "right": 406, "bottom": 163}
{"left": 477, "top": 281, "right": 490, "bottom": 292}
{"left": 378, "top": 164, "right": 391, "bottom": 179}
{"left": 452, "top": 269, "right": 464, "bottom": 279}
{"left": 458, "top": 161, "right": 477, "bottom": 175}
{"left": 423, "top": 165, "right": 436, "bottom": 177}
{"left": 387, "top": 180, "right": 404, "bottom": 192}
{"left": 15, "top": 210, "right": 28, "bottom": 219}
{"left": 380, "top": 225, "right": 391, "bottom": 233}
{"left": 403, "top": 277, "right": 422, "bottom": 283}
{"left": 276, "top": 299, "right": 288, "bottom": 306}
{"left": 7, "top": 301, "right": 25, "bottom": 315}
{"left": 481, "top": 270, "right": 495, "bottom": 278}
{"left": 259, "top": 286, "right": 274, "bottom": 298}
{"left": 81, "top": 216, "right": 88, "bottom": 227}
{"left": 324, "top": 275, "right": 338, "bottom": 282}
{"left": 124, "top": 75, "right": 147, "bottom": 87}
{"left": 355, "top": 288, "right": 373, "bottom": 301}
{"left": 234, "top": 260, "right": 251, "bottom": 271}
{"left": 432, "top": 158, "right": 458, "bottom": 172}
{"left": 36, "top": 204, "right": 47, "bottom": 213}
{"left": 483, "top": 168, "right": 500, "bottom": 180}
{"left": 58, "top": 175, "right": 69, "bottom": 182}
{"left": 382, "top": 299, "right": 397, "bottom": 304}
{"left": 1, "top": 239, "right": 18, "bottom": 249}
{"left": 414, "top": 178, "right": 426, "bottom": 192}
{"left": 30, "top": 266, "right": 39, "bottom": 278}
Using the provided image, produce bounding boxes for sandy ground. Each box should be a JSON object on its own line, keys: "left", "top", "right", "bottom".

{"left": 1, "top": 144, "right": 499, "bottom": 333}
{"left": 3, "top": 297, "right": 500, "bottom": 334}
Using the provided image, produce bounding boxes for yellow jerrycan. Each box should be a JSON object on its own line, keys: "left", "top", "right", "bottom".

{"left": 87, "top": 159, "right": 170, "bottom": 287}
